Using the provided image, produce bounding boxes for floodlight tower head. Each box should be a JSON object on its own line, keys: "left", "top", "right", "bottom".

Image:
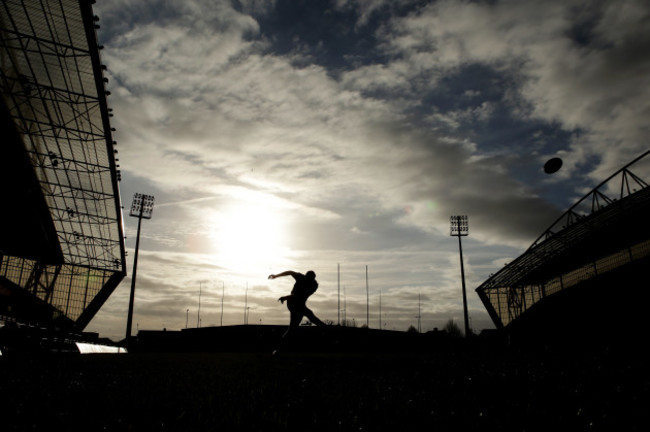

{"left": 130, "top": 193, "right": 155, "bottom": 219}
{"left": 450, "top": 215, "right": 468, "bottom": 237}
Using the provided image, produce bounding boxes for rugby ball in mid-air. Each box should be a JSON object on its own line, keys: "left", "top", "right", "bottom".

{"left": 544, "top": 157, "right": 563, "bottom": 174}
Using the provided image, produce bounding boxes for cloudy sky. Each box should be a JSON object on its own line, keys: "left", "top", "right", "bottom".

{"left": 85, "top": 0, "right": 649, "bottom": 340}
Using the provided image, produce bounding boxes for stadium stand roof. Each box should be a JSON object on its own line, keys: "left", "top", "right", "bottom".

{"left": 0, "top": 0, "right": 126, "bottom": 330}
{"left": 476, "top": 150, "right": 650, "bottom": 330}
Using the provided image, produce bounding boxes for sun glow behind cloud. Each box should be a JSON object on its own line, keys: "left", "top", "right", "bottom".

{"left": 208, "top": 198, "right": 290, "bottom": 273}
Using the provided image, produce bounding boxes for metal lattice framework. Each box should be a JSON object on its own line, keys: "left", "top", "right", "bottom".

{"left": 476, "top": 150, "right": 650, "bottom": 328}
{"left": 0, "top": 0, "right": 125, "bottom": 329}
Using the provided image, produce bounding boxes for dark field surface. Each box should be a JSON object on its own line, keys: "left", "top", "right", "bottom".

{"left": 1, "top": 343, "right": 647, "bottom": 431}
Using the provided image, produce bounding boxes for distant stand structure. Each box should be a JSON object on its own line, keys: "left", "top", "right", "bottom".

{"left": 476, "top": 150, "right": 650, "bottom": 345}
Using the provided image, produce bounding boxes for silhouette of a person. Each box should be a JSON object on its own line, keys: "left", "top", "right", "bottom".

{"left": 268, "top": 270, "right": 325, "bottom": 342}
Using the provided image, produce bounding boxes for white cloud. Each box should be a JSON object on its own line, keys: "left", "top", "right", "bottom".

{"left": 372, "top": 0, "right": 649, "bottom": 172}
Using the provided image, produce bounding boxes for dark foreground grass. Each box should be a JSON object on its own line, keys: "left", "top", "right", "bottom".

{"left": 1, "top": 345, "right": 647, "bottom": 431}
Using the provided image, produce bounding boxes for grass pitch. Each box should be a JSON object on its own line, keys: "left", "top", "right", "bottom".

{"left": 0, "top": 346, "right": 646, "bottom": 431}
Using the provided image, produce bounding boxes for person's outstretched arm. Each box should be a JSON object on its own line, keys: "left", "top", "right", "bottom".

{"left": 268, "top": 270, "right": 298, "bottom": 280}
{"left": 269, "top": 271, "right": 299, "bottom": 303}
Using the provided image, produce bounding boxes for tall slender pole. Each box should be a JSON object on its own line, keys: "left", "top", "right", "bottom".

{"left": 417, "top": 292, "right": 422, "bottom": 333}
{"left": 197, "top": 282, "right": 202, "bottom": 328}
{"left": 450, "top": 215, "right": 470, "bottom": 338}
{"left": 221, "top": 282, "right": 224, "bottom": 327}
{"left": 343, "top": 285, "right": 347, "bottom": 324}
{"left": 125, "top": 193, "right": 154, "bottom": 344}
{"left": 458, "top": 234, "right": 470, "bottom": 337}
{"left": 125, "top": 205, "right": 143, "bottom": 342}
{"left": 244, "top": 283, "right": 248, "bottom": 325}
{"left": 337, "top": 263, "right": 340, "bottom": 325}
{"left": 379, "top": 290, "right": 382, "bottom": 330}
{"left": 365, "top": 265, "right": 369, "bottom": 328}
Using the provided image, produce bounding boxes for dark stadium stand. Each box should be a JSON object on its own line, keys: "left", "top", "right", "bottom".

{"left": 0, "top": 0, "right": 126, "bottom": 351}
{"left": 477, "top": 150, "right": 650, "bottom": 346}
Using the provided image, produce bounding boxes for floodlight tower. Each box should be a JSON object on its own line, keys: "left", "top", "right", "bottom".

{"left": 450, "top": 215, "right": 470, "bottom": 338}
{"left": 126, "top": 193, "right": 154, "bottom": 342}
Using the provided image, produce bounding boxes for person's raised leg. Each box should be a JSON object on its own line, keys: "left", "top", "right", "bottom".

{"left": 304, "top": 306, "right": 325, "bottom": 326}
